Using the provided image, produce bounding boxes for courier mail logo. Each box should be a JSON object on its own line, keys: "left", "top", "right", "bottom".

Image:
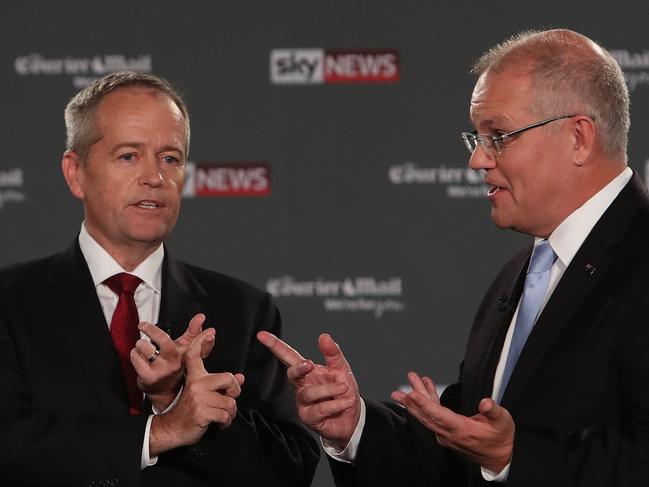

{"left": 183, "top": 162, "right": 271, "bottom": 198}
{"left": 270, "top": 48, "right": 399, "bottom": 85}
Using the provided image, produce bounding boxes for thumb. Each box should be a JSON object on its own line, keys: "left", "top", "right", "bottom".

{"left": 200, "top": 328, "right": 216, "bottom": 358}
{"left": 185, "top": 329, "right": 214, "bottom": 378}
{"left": 176, "top": 313, "right": 206, "bottom": 349}
{"left": 479, "top": 397, "right": 500, "bottom": 420}
{"left": 319, "top": 333, "right": 351, "bottom": 372}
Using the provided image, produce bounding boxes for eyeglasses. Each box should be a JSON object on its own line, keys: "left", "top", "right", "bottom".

{"left": 460, "top": 114, "right": 576, "bottom": 156}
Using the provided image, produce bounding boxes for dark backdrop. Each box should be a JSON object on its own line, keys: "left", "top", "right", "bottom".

{"left": 2, "top": 2, "right": 649, "bottom": 485}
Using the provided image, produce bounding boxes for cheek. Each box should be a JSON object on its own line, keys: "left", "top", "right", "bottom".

{"left": 83, "top": 180, "right": 112, "bottom": 205}
{"left": 168, "top": 170, "right": 185, "bottom": 196}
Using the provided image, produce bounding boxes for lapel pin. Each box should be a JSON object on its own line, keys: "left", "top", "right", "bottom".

{"left": 497, "top": 295, "right": 509, "bottom": 312}
{"left": 584, "top": 263, "right": 597, "bottom": 276}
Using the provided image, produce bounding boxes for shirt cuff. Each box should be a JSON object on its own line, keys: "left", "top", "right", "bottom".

{"left": 141, "top": 415, "right": 158, "bottom": 469}
{"left": 322, "top": 398, "right": 366, "bottom": 463}
{"left": 481, "top": 463, "right": 510, "bottom": 482}
{"left": 142, "top": 386, "right": 183, "bottom": 469}
{"left": 150, "top": 386, "right": 183, "bottom": 415}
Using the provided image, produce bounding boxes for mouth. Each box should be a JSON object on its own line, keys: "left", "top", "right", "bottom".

{"left": 487, "top": 185, "right": 501, "bottom": 197}
{"left": 133, "top": 200, "right": 163, "bottom": 210}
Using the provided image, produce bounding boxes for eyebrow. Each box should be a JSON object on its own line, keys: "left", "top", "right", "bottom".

{"left": 110, "top": 142, "right": 185, "bottom": 156}
{"left": 477, "top": 115, "right": 507, "bottom": 126}
{"left": 469, "top": 115, "right": 514, "bottom": 133}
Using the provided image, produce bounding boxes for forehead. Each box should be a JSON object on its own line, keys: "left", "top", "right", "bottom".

{"left": 95, "top": 86, "right": 186, "bottom": 133}
{"left": 470, "top": 69, "right": 534, "bottom": 127}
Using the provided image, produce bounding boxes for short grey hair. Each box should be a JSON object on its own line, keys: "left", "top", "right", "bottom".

{"left": 473, "top": 29, "right": 629, "bottom": 160}
{"left": 64, "top": 71, "right": 190, "bottom": 163}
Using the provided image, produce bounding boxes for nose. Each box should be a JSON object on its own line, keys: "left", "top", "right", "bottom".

{"left": 468, "top": 144, "right": 497, "bottom": 171}
{"left": 139, "top": 156, "right": 164, "bottom": 187}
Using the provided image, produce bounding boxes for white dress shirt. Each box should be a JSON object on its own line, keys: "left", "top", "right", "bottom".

{"left": 78, "top": 223, "right": 164, "bottom": 469}
{"left": 327, "top": 167, "right": 633, "bottom": 481}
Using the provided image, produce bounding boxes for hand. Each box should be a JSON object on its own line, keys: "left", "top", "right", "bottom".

{"left": 391, "top": 372, "right": 514, "bottom": 473}
{"left": 131, "top": 313, "right": 215, "bottom": 411}
{"left": 257, "top": 331, "right": 360, "bottom": 449}
{"left": 149, "top": 330, "right": 245, "bottom": 456}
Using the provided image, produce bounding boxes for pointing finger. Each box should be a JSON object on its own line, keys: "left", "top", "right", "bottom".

{"left": 257, "top": 331, "right": 306, "bottom": 367}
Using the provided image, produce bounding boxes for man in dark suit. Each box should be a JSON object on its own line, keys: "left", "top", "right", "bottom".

{"left": 0, "top": 72, "right": 318, "bottom": 486}
{"left": 258, "top": 29, "right": 649, "bottom": 486}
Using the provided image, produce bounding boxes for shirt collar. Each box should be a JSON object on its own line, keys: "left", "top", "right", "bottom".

{"left": 78, "top": 222, "right": 164, "bottom": 293}
{"left": 542, "top": 167, "right": 632, "bottom": 267}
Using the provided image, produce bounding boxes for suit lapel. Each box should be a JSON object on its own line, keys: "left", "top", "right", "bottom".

{"left": 44, "top": 242, "right": 129, "bottom": 416}
{"left": 461, "top": 248, "right": 529, "bottom": 412}
{"left": 500, "top": 173, "right": 649, "bottom": 408}
{"left": 158, "top": 249, "right": 207, "bottom": 341}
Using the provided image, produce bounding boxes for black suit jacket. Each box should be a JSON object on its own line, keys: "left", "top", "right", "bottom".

{"left": 331, "top": 173, "right": 649, "bottom": 486}
{"left": 0, "top": 243, "right": 319, "bottom": 487}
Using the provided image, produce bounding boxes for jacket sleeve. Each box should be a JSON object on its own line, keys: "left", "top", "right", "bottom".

{"left": 328, "top": 395, "right": 466, "bottom": 487}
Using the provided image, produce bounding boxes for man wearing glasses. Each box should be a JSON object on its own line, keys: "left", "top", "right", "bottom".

{"left": 258, "top": 29, "right": 649, "bottom": 485}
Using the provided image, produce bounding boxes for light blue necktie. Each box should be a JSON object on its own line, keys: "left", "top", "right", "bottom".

{"left": 497, "top": 239, "right": 556, "bottom": 403}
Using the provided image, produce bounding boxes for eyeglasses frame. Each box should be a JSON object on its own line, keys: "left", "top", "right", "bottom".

{"left": 460, "top": 114, "right": 584, "bottom": 156}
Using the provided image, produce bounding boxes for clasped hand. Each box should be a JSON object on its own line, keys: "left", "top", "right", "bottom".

{"left": 131, "top": 314, "right": 245, "bottom": 455}
{"left": 130, "top": 313, "right": 214, "bottom": 411}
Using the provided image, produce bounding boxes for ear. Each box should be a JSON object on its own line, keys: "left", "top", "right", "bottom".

{"left": 571, "top": 116, "right": 596, "bottom": 167}
{"left": 61, "top": 150, "right": 86, "bottom": 200}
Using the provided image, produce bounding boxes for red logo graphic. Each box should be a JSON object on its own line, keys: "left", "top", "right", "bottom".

{"left": 270, "top": 49, "right": 399, "bottom": 84}
{"left": 184, "top": 162, "right": 271, "bottom": 197}
{"left": 324, "top": 50, "right": 399, "bottom": 84}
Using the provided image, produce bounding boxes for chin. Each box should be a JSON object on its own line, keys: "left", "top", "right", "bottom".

{"left": 490, "top": 211, "right": 510, "bottom": 230}
{"left": 126, "top": 225, "right": 173, "bottom": 245}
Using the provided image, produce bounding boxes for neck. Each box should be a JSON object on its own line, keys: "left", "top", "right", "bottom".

{"left": 532, "top": 160, "right": 627, "bottom": 238}
{"left": 84, "top": 225, "right": 161, "bottom": 272}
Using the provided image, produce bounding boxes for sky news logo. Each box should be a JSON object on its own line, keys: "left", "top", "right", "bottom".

{"left": 183, "top": 162, "right": 270, "bottom": 198}
{"left": 270, "top": 48, "right": 399, "bottom": 85}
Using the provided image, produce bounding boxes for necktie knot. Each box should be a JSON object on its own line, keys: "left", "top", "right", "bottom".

{"left": 528, "top": 240, "right": 556, "bottom": 274}
{"left": 104, "top": 273, "right": 142, "bottom": 295}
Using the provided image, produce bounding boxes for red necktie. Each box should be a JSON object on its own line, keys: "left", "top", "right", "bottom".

{"left": 104, "top": 273, "right": 143, "bottom": 415}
